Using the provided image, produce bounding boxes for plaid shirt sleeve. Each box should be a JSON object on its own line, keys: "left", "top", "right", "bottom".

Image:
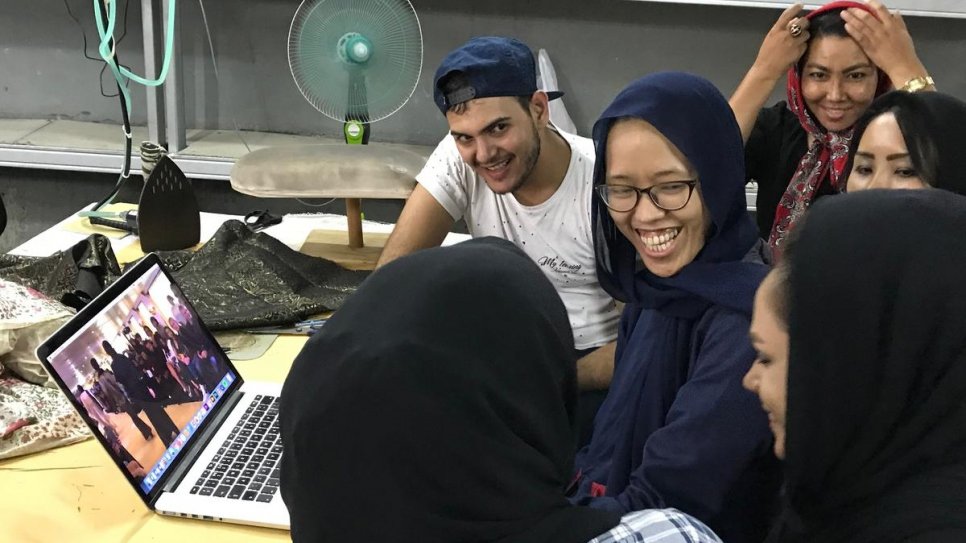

{"left": 587, "top": 508, "right": 723, "bottom": 543}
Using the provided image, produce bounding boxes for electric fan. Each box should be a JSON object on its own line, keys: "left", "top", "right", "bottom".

{"left": 232, "top": 0, "right": 424, "bottom": 269}
{"left": 287, "top": 0, "right": 423, "bottom": 264}
{"left": 288, "top": 0, "right": 423, "bottom": 145}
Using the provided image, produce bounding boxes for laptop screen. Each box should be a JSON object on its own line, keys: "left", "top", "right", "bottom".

{"left": 43, "top": 258, "right": 239, "bottom": 498}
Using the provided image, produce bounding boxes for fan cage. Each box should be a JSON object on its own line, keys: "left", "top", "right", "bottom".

{"left": 287, "top": 0, "right": 423, "bottom": 124}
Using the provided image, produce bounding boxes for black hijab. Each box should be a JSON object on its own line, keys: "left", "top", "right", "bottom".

{"left": 847, "top": 90, "right": 966, "bottom": 195}
{"left": 775, "top": 189, "right": 966, "bottom": 542}
{"left": 592, "top": 72, "right": 766, "bottom": 318}
{"left": 280, "top": 237, "right": 621, "bottom": 543}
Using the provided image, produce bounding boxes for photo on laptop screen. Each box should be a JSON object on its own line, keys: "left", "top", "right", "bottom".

{"left": 45, "top": 262, "right": 237, "bottom": 495}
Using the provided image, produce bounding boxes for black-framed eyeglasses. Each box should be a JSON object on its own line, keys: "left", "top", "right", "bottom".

{"left": 595, "top": 180, "right": 698, "bottom": 212}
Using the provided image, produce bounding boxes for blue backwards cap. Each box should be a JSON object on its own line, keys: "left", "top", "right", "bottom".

{"left": 433, "top": 37, "right": 564, "bottom": 114}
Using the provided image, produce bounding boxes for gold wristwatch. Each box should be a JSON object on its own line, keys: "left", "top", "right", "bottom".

{"left": 900, "top": 75, "right": 935, "bottom": 93}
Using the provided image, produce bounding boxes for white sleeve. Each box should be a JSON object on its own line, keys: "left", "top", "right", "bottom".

{"left": 415, "top": 135, "right": 470, "bottom": 222}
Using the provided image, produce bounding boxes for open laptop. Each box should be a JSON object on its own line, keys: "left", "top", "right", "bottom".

{"left": 36, "top": 252, "right": 289, "bottom": 529}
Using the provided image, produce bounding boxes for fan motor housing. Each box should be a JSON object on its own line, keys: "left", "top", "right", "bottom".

{"left": 338, "top": 33, "right": 372, "bottom": 64}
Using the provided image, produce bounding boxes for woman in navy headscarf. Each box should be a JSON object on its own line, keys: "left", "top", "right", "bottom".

{"left": 570, "top": 72, "right": 781, "bottom": 543}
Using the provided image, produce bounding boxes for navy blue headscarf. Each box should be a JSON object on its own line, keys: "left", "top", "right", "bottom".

{"left": 592, "top": 72, "right": 766, "bottom": 317}
{"left": 575, "top": 73, "right": 778, "bottom": 543}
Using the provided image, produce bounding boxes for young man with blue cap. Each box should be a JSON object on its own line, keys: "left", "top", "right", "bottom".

{"left": 377, "top": 37, "right": 618, "bottom": 395}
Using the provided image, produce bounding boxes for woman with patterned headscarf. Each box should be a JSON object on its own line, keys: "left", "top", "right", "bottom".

{"left": 730, "top": 0, "right": 933, "bottom": 254}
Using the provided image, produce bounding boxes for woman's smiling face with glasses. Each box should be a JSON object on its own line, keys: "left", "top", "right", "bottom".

{"left": 601, "top": 118, "right": 710, "bottom": 278}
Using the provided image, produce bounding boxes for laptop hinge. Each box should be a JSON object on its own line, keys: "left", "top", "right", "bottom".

{"left": 151, "top": 388, "right": 245, "bottom": 505}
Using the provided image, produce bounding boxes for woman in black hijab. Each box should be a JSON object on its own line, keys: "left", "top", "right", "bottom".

{"left": 279, "top": 237, "right": 625, "bottom": 543}
{"left": 846, "top": 90, "right": 966, "bottom": 194}
{"left": 744, "top": 189, "right": 966, "bottom": 542}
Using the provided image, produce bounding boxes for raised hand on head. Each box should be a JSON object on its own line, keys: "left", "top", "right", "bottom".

{"left": 751, "top": 3, "right": 811, "bottom": 79}
{"left": 841, "top": 0, "right": 930, "bottom": 89}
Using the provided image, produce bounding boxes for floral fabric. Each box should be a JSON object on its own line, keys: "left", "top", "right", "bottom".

{"left": 0, "top": 279, "right": 89, "bottom": 460}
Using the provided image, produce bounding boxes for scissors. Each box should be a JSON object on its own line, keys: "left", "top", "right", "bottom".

{"left": 244, "top": 210, "right": 283, "bottom": 232}
{"left": 244, "top": 319, "right": 328, "bottom": 336}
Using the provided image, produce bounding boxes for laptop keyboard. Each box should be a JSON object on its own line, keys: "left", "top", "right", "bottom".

{"left": 190, "top": 394, "right": 282, "bottom": 503}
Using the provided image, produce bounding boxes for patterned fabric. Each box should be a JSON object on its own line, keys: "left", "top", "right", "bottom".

{"left": 589, "top": 509, "right": 723, "bottom": 543}
{"left": 767, "top": 1, "right": 892, "bottom": 254}
{"left": 0, "top": 375, "right": 89, "bottom": 460}
{"left": 0, "top": 278, "right": 90, "bottom": 460}
{"left": 767, "top": 73, "right": 857, "bottom": 253}
{"left": 152, "top": 220, "right": 370, "bottom": 330}
{"left": 0, "top": 279, "right": 72, "bottom": 329}
{"left": 0, "top": 279, "right": 73, "bottom": 387}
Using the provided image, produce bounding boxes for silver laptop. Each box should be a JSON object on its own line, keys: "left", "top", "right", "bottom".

{"left": 36, "top": 252, "right": 289, "bottom": 529}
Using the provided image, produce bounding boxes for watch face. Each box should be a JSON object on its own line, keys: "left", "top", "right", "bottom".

{"left": 902, "top": 76, "right": 933, "bottom": 93}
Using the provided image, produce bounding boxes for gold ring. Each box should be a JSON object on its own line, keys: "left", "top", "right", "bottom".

{"left": 789, "top": 22, "right": 803, "bottom": 38}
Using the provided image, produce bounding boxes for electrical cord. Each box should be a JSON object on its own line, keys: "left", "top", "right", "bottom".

{"left": 89, "top": 0, "right": 176, "bottom": 211}
{"left": 296, "top": 198, "right": 339, "bottom": 207}
{"left": 84, "top": 0, "right": 335, "bottom": 212}
{"left": 95, "top": 0, "right": 176, "bottom": 88}
{"left": 90, "top": 0, "right": 133, "bottom": 211}
{"left": 63, "top": 0, "right": 131, "bottom": 98}
{"left": 98, "top": 0, "right": 132, "bottom": 97}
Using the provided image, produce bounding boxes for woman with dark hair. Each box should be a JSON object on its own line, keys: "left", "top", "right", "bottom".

{"left": 569, "top": 72, "right": 780, "bottom": 543}
{"left": 846, "top": 90, "right": 966, "bottom": 194}
{"left": 743, "top": 189, "right": 966, "bottom": 542}
{"left": 279, "top": 238, "right": 722, "bottom": 543}
{"left": 731, "top": 0, "right": 932, "bottom": 252}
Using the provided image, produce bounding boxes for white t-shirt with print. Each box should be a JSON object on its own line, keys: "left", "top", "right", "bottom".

{"left": 416, "top": 129, "right": 619, "bottom": 350}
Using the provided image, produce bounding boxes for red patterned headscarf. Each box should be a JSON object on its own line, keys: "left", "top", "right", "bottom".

{"left": 768, "top": 1, "right": 892, "bottom": 254}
